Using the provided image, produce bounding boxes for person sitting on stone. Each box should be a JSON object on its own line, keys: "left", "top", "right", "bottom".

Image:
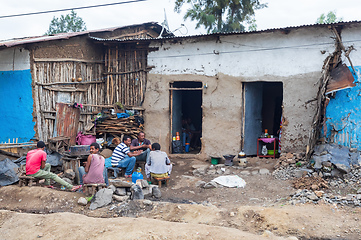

{"left": 26, "top": 141, "right": 81, "bottom": 191}
{"left": 78, "top": 142, "right": 107, "bottom": 186}
{"left": 111, "top": 135, "right": 142, "bottom": 177}
{"left": 130, "top": 132, "right": 151, "bottom": 162}
{"left": 145, "top": 143, "right": 172, "bottom": 182}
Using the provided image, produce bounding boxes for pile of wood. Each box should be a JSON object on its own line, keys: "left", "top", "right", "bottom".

{"left": 95, "top": 115, "right": 143, "bottom": 139}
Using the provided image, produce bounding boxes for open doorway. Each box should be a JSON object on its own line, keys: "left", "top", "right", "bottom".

{"left": 170, "top": 81, "right": 202, "bottom": 154}
{"left": 243, "top": 82, "right": 283, "bottom": 156}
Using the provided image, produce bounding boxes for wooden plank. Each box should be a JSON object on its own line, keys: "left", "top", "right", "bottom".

{"left": 169, "top": 88, "right": 203, "bottom": 91}
{"left": 43, "top": 86, "right": 88, "bottom": 92}
{"left": 34, "top": 58, "right": 103, "bottom": 63}
{"left": 36, "top": 81, "right": 104, "bottom": 86}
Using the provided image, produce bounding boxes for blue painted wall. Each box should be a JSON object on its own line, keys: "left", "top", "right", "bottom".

{"left": 0, "top": 69, "right": 35, "bottom": 143}
{"left": 325, "top": 66, "right": 361, "bottom": 149}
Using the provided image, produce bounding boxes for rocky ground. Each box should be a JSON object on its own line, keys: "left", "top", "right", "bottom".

{"left": 1, "top": 154, "right": 361, "bottom": 239}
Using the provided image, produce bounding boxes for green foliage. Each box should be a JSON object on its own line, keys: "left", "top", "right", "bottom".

{"left": 316, "top": 11, "right": 343, "bottom": 24}
{"left": 45, "top": 10, "right": 87, "bottom": 35}
{"left": 174, "top": 0, "right": 267, "bottom": 33}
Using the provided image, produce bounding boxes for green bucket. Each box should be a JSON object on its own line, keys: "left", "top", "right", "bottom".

{"left": 211, "top": 157, "right": 220, "bottom": 165}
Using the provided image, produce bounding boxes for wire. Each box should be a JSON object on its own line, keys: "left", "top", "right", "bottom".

{"left": 0, "top": 0, "right": 147, "bottom": 19}
{"left": 1, "top": 38, "right": 360, "bottom": 64}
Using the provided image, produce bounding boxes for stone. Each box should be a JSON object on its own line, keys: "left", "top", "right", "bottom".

{"left": 77, "top": 197, "right": 88, "bottom": 206}
{"left": 286, "top": 153, "right": 293, "bottom": 159}
{"left": 131, "top": 184, "right": 144, "bottom": 200}
{"left": 322, "top": 161, "right": 332, "bottom": 167}
{"left": 207, "top": 169, "right": 216, "bottom": 175}
{"left": 192, "top": 165, "right": 208, "bottom": 175}
{"left": 152, "top": 186, "right": 162, "bottom": 198}
{"left": 113, "top": 195, "right": 128, "bottom": 202}
{"left": 331, "top": 169, "right": 343, "bottom": 178}
{"left": 223, "top": 169, "right": 231, "bottom": 174}
{"left": 294, "top": 169, "right": 310, "bottom": 178}
{"left": 239, "top": 170, "right": 251, "bottom": 175}
{"left": 314, "top": 191, "right": 324, "bottom": 198}
{"left": 142, "top": 187, "right": 152, "bottom": 196}
{"left": 307, "top": 192, "right": 319, "bottom": 201}
{"left": 110, "top": 180, "right": 132, "bottom": 188}
{"left": 136, "top": 179, "right": 149, "bottom": 188}
{"left": 357, "top": 188, "right": 361, "bottom": 194}
{"left": 195, "top": 180, "right": 206, "bottom": 188}
{"left": 346, "top": 194, "right": 356, "bottom": 201}
{"left": 287, "top": 236, "right": 299, "bottom": 240}
{"left": 259, "top": 168, "right": 270, "bottom": 175}
{"left": 335, "top": 163, "right": 351, "bottom": 173}
{"left": 287, "top": 159, "right": 296, "bottom": 164}
{"left": 203, "top": 181, "right": 217, "bottom": 189}
{"left": 62, "top": 177, "right": 72, "bottom": 185}
{"left": 108, "top": 185, "right": 116, "bottom": 193}
{"left": 311, "top": 184, "right": 319, "bottom": 191}
{"left": 251, "top": 170, "right": 259, "bottom": 175}
{"left": 64, "top": 169, "right": 75, "bottom": 180}
{"left": 115, "top": 188, "right": 127, "bottom": 196}
{"left": 89, "top": 188, "right": 113, "bottom": 210}
{"left": 143, "top": 199, "right": 152, "bottom": 205}
{"left": 296, "top": 152, "right": 305, "bottom": 159}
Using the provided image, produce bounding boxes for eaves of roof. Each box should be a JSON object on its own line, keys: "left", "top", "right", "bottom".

{"left": 91, "top": 20, "right": 361, "bottom": 44}
{"left": 0, "top": 22, "right": 167, "bottom": 48}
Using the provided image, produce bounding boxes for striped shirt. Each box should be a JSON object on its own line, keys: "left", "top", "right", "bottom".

{"left": 111, "top": 143, "right": 129, "bottom": 166}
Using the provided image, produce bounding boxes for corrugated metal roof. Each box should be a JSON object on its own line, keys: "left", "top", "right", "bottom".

{"left": 0, "top": 22, "right": 166, "bottom": 48}
{"left": 2, "top": 20, "right": 361, "bottom": 47}
{"left": 148, "top": 20, "right": 361, "bottom": 41}
{"left": 88, "top": 20, "right": 361, "bottom": 44}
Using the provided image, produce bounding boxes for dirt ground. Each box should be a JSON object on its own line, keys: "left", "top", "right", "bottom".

{"left": 1, "top": 155, "right": 361, "bottom": 240}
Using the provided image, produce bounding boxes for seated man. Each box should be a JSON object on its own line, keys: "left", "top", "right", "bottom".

{"left": 26, "top": 141, "right": 81, "bottom": 191}
{"left": 78, "top": 142, "right": 107, "bottom": 186}
{"left": 145, "top": 143, "right": 172, "bottom": 181}
{"left": 130, "top": 132, "right": 151, "bottom": 162}
{"left": 111, "top": 135, "right": 142, "bottom": 177}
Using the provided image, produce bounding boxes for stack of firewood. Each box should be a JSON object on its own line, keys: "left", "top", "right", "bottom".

{"left": 95, "top": 116, "right": 143, "bottom": 139}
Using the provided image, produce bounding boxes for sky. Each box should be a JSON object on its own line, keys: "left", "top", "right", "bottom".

{"left": 0, "top": 0, "right": 361, "bottom": 41}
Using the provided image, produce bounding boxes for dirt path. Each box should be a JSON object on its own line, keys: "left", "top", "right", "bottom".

{"left": 0, "top": 156, "right": 361, "bottom": 239}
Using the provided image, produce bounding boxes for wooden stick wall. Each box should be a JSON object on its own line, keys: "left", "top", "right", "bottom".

{"left": 32, "top": 60, "right": 105, "bottom": 141}
{"left": 104, "top": 45, "right": 148, "bottom": 106}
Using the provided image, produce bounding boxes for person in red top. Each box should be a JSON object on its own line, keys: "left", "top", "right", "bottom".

{"left": 26, "top": 141, "right": 81, "bottom": 191}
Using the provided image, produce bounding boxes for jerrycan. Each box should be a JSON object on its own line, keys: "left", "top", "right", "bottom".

{"left": 132, "top": 167, "right": 143, "bottom": 183}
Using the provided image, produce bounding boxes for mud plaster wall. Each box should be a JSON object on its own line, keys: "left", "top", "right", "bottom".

{"left": 30, "top": 36, "right": 103, "bottom": 60}
{"left": 144, "top": 27, "right": 337, "bottom": 157}
{"left": 325, "top": 24, "right": 361, "bottom": 149}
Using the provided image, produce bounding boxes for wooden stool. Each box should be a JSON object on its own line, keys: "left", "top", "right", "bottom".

{"left": 83, "top": 183, "right": 107, "bottom": 196}
{"left": 152, "top": 176, "right": 170, "bottom": 187}
{"left": 19, "top": 175, "right": 40, "bottom": 187}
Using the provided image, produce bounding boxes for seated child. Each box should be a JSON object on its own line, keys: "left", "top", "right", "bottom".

{"left": 145, "top": 143, "right": 172, "bottom": 181}
{"left": 78, "top": 142, "right": 106, "bottom": 185}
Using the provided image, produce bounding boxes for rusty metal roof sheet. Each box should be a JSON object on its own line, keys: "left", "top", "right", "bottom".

{"left": 88, "top": 20, "right": 361, "bottom": 44}
{"left": 0, "top": 22, "right": 168, "bottom": 48}
{"left": 2, "top": 20, "right": 361, "bottom": 47}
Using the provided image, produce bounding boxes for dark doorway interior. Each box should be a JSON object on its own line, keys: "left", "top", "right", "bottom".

{"left": 244, "top": 82, "right": 283, "bottom": 156}
{"left": 171, "top": 81, "right": 202, "bottom": 154}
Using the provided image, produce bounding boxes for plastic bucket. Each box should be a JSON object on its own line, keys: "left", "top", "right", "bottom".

{"left": 211, "top": 157, "right": 220, "bottom": 165}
